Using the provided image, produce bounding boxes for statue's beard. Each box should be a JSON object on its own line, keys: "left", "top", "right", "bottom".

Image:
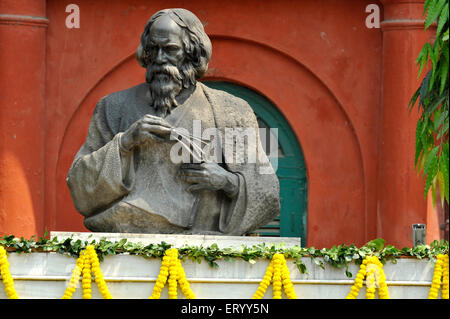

{"left": 146, "top": 62, "right": 196, "bottom": 116}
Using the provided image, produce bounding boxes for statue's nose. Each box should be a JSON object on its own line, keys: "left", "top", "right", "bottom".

{"left": 155, "top": 48, "right": 167, "bottom": 64}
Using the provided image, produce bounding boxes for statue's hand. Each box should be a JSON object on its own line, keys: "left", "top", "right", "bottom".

{"left": 178, "top": 163, "right": 239, "bottom": 197}
{"left": 120, "top": 114, "right": 172, "bottom": 151}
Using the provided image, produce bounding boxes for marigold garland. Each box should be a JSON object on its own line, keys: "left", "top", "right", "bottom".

{"left": 0, "top": 246, "right": 18, "bottom": 299}
{"left": 346, "top": 256, "right": 389, "bottom": 299}
{"left": 61, "top": 252, "right": 84, "bottom": 299}
{"left": 149, "top": 248, "right": 195, "bottom": 299}
{"left": 252, "top": 253, "right": 297, "bottom": 299}
{"left": 62, "top": 245, "right": 112, "bottom": 299}
{"left": 82, "top": 250, "right": 92, "bottom": 299}
{"left": 88, "top": 245, "right": 113, "bottom": 299}
{"left": 428, "top": 254, "right": 449, "bottom": 299}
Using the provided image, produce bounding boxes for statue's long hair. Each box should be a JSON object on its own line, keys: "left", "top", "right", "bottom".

{"left": 136, "top": 8, "right": 212, "bottom": 87}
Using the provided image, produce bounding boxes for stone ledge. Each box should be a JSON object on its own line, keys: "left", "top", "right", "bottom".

{"left": 50, "top": 231, "right": 301, "bottom": 249}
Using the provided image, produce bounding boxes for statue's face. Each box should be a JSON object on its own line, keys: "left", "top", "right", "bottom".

{"left": 145, "top": 14, "right": 196, "bottom": 115}
{"left": 147, "top": 15, "right": 184, "bottom": 68}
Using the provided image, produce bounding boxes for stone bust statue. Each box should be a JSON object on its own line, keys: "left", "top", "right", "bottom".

{"left": 66, "top": 8, "right": 280, "bottom": 235}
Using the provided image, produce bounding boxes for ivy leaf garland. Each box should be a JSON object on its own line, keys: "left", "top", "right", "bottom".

{"left": 1, "top": 234, "right": 448, "bottom": 280}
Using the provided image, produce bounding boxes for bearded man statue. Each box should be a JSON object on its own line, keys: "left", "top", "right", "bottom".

{"left": 66, "top": 8, "right": 280, "bottom": 235}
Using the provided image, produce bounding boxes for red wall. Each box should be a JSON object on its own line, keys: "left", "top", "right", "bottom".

{"left": 0, "top": 0, "right": 437, "bottom": 248}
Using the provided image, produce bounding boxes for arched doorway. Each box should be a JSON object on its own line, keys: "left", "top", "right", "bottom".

{"left": 204, "top": 81, "right": 307, "bottom": 245}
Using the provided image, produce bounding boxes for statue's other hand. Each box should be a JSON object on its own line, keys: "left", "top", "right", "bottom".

{"left": 120, "top": 114, "right": 173, "bottom": 151}
{"left": 178, "top": 163, "right": 239, "bottom": 197}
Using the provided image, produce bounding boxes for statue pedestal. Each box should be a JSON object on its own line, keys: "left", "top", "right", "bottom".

{"left": 50, "top": 231, "right": 301, "bottom": 248}
{"left": 1, "top": 249, "right": 434, "bottom": 299}
{"left": 0, "top": 232, "right": 434, "bottom": 299}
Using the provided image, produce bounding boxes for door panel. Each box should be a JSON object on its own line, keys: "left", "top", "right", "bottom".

{"left": 203, "top": 81, "right": 307, "bottom": 246}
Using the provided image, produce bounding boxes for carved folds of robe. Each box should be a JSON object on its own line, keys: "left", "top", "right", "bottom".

{"left": 66, "top": 82, "right": 280, "bottom": 235}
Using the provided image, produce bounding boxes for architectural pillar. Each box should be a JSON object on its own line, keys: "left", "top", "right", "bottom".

{"left": 0, "top": 1, "right": 48, "bottom": 237}
{"left": 378, "top": 0, "right": 435, "bottom": 247}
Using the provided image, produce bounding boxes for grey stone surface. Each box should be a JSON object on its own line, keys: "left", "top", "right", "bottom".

{"left": 66, "top": 8, "right": 280, "bottom": 235}
{"left": 50, "top": 231, "right": 300, "bottom": 249}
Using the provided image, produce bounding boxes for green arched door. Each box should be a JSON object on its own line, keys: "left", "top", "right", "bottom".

{"left": 204, "top": 82, "right": 307, "bottom": 245}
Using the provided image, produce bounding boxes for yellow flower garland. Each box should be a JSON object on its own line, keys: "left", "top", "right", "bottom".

{"left": 82, "top": 250, "right": 92, "bottom": 299}
{"left": 62, "top": 245, "right": 112, "bottom": 299}
{"left": 62, "top": 252, "right": 84, "bottom": 299}
{"left": 346, "top": 256, "right": 389, "bottom": 299}
{"left": 428, "top": 254, "right": 449, "bottom": 299}
{"left": 87, "top": 245, "right": 113, "bottom": 299}
{"left": 252, "top": 253, "right": 297, "bottom": 299}
{"left": 0, "top": 246, "right": 18, "bottom": 299}
{"left": 149, "top": 248, "right": 195, "bottom": 299}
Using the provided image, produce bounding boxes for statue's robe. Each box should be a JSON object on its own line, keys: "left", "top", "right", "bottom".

{"left": 66, "top": 82, "right": 280, "bottom": 235}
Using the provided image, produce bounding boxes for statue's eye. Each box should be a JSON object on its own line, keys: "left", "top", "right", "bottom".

{"left": 146, "top": 45, "right": 157, "bottom": 54}
{"left": 165, "top": 45, "right": 180, "bottom": 53}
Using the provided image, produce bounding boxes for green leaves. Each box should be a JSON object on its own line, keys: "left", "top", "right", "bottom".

{"left": 443, "top": 29, "right": 449, "bottom": 41}
{"left": 410, "top": 0, "right": 449, "bottom": 207}
{"left": 424, "top": 146, "right": 439, "bottom": 199}
{"left": 440, "top": 143, "right": 450, "bottom": 203}
{"left": 436, "top": 3, "right": 449, "bottom": 37}
{"left": 425, "top": 0, "right": 446, "bottom": 29}
{"left": 440, "top": 43, "right": 449, "bottom": 94}
{"left": 366, "top": 238, "right": 386, "bottom": 251}
{"left": 415, "top": 43, "right": 432, "bottom": 79}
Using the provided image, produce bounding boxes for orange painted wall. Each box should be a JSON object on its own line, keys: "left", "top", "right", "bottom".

{"left": 0, "top": 0, "right": 47, "bottom": 238}
{"left": 0, "top": 0, "right": 437, "bottom": 248}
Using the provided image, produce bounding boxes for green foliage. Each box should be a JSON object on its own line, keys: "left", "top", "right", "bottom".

{"left": 410, "top": 0, "right": 449, "bottom": 206}
{"left": 0, "top": 234, "right": 448, "bottom": 279}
